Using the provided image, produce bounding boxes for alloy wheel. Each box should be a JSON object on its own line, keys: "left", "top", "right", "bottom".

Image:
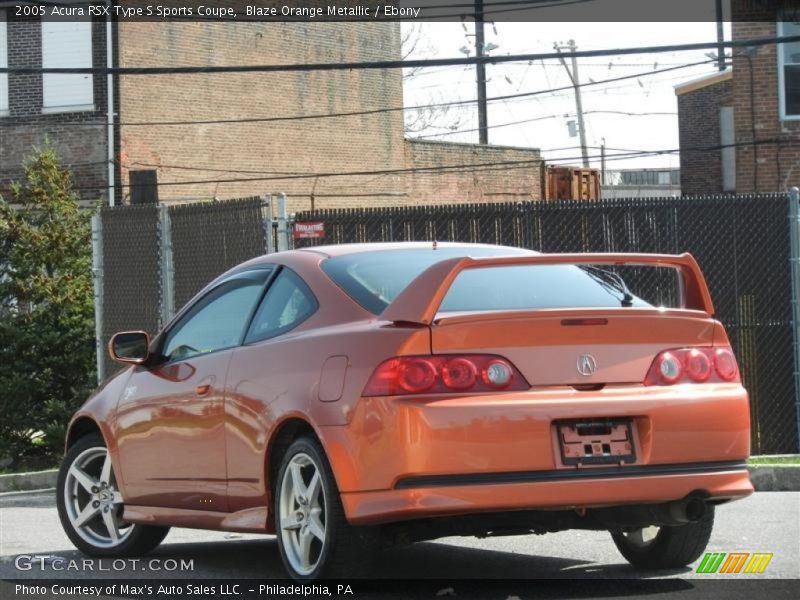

{"left": 279, "top": 452, "right": 327, "bottom": 576}
{"left": 63, "top": 447, "right": 132, "bottom": 548}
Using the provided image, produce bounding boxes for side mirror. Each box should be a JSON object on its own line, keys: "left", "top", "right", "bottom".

{"left": 109, "top": 331, "right": 151, "bottom": 365}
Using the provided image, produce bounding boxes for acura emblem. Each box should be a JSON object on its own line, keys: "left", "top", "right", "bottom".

{"left": 577, "top": 354, "right": 598, "bottom": 376}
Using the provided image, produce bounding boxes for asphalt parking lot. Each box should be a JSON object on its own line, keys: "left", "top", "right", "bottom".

{"left": 1, "top": 491, "right": 798, "bottom": 598}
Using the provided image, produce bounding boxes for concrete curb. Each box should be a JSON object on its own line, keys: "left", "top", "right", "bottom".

{"left": 0, "top": 469, "right": 57, "bottom": 493}
{"left": 747, "top": 464, "right": 800, "bottom": 492}
{"left": 0, "top": 488, "right": 55, "bottom": 507}
{"left": 0, "top": 466, "right": 797, "bottom": 495}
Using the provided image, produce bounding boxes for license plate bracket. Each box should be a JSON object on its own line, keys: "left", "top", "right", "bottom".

{"left": 556, "top": 418, "right": 636, "bottom": 465}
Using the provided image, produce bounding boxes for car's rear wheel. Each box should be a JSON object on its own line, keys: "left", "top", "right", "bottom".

{"left": 274, "top": 436, "right": 377, "bottom": 580}
{"left": 611, "top": 505, "right": 715, "bottom": 570}
{"left": 57, "top": 433, "right": 169, "bottom": 557}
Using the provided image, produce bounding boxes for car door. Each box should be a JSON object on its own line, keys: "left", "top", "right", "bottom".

{"left": 223, "top": 267, "right": 319, "bottom": 512}
{"left": 115, "top": 268, "right": 274, "bottom": 511}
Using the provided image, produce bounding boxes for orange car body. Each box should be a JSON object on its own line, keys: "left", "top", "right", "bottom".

{"left": 67, "top": 243, "right": 753, "bottom": 535}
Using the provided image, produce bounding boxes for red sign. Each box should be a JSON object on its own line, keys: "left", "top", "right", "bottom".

{"left": 293, "top": 221, "right": 325, "bottom": 239}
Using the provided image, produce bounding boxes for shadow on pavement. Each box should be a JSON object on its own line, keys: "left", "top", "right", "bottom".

{"left": 3, "top": 536, "right": 692, "bottom": 581}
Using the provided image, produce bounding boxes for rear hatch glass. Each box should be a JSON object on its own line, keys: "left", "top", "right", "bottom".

{"left": 321, "top": 247, "right": 685, "bottom": 314}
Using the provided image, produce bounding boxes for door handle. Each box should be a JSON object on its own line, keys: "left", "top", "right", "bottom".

{"left": 195, "top": 375, "right": 216, "bottom": 397}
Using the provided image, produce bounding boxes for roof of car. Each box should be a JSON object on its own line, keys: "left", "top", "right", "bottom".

{"left": 229, "top": 242, "right": 536, "bottom": 274}
{"left": 294, "top": 241, "right": 531, "bottom": 258}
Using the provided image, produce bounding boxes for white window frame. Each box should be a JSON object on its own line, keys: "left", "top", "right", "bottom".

{"left": 0, "top": 10, "right": 8, "bottom": 117}
{"left": 778, "top": 20, "right": 800, "bottom": 121}
{"left": 41, "top": 16, "right": 94, "bottom": 114}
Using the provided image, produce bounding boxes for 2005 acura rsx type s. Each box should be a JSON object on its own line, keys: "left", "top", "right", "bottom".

{"left": 57, "top": 243, "right": 753, "bottom": 579}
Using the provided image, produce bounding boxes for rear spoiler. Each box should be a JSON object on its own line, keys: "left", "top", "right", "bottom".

{"left": 379, "top": 253, "right": 714, "bottom": 325}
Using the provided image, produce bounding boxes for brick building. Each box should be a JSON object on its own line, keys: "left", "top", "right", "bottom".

{"left": 676, "top": 2, "right": 800, "bottom": 194}
{"left": 1, "top": 14, "right": 543, "bottom": 209}
{"left": 0, "top": 10, "right": 110, "bottom": 201}
{"left": 675, "top": 71, "right": 734, "bottom": 195}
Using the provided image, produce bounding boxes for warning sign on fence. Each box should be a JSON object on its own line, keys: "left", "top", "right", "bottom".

{"left": 293, "top": 221, "right": 325, "bottom": 239}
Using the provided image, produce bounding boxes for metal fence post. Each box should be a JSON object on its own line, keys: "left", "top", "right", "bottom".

{"left": 790, "top": 187, "right": 800, "bottom": 452}
{"left": 90, "top": 212, "right": 105, "bottom": 383}
{"left": 277, "top": 192, "right": 289, "bottom": 252}
{"left": 158, "top": 204, "right": 176, "bottom": 328}
{"left": 261, "top": 194, "right": 274, "bottom": 254}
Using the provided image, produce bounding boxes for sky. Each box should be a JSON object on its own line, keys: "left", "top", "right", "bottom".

{"left": 402, "top": 22, "right": 733, "bottom": 172}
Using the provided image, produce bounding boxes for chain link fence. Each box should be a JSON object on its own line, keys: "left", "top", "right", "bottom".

{"left": 169, "top": 197, "right": 268, "bottom": 310}
{"left": 295, "top": 194, "right": 799, "bottom": 455}
{"left": 93, "top": 193, "right": 800, "bottom": 454}
{"left": 94, "top": 196, "right": 272, "bottom": 378}
{"left": 97, "top": 204, "right": 161, "bottom": 381}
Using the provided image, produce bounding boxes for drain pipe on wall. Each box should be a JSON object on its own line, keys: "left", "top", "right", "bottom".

{"left": 106, "top": 3, "right": 115, "bottom": 207}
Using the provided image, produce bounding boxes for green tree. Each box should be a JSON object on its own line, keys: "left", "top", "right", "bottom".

{"left": 0, "top": 147, "right": 95, "bottom": 467}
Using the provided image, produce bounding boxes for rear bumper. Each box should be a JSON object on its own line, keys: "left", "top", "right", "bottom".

{"left": 341, "top": 464, "right": 753, "bottom": 524}
{"left": 320, "top": 383, "right": 753, "bottom": 524}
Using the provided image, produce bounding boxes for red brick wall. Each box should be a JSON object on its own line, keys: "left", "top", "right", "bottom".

{"left": 117, "top": 22, "right": 543, "bottom": 210}
{"left": 732, "top": 7, "right": 800, "bottom": 192}
{"left": 676, "top": 78, "right": 733, "bottom": 195}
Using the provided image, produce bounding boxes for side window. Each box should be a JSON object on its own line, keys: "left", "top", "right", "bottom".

{"left": 245, "top": 269, "right": 317, "bottom": 344}
{"left": 780, "top": 21, "right": 800, "bottom": 119}
{"left": 162, "top": 270, "right": 270, "bottom": 362}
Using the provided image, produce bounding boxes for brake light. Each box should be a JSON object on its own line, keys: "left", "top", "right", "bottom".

{"left": 644, "top": 347, "right": 740, "bottom": 386}
{"left": 363, "top": 354, "right": 529, "bottom": 397}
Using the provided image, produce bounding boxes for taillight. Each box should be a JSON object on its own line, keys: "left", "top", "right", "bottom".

{"left": 363, "top": 354, "right": 529, "bottom": 397}
{"left": 713, "top": 348, "right": 739, "bottom": 381}
{"left": 644, "top": 347, "right": 740, "bottom": 386}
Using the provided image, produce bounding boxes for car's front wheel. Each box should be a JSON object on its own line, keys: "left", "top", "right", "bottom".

{"left": 57, "top": 433, "right": 169, "bottom": 557}
{"left": 611, "top": 505, "right": 715, "bottom": 570}
{"left": 274, "top": 436, "right": 377, "bottom": 580}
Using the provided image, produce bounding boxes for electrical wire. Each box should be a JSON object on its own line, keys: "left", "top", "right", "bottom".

{"left": 0, "top": 59, "right": 714, "bottom": 128}
{"left": 414, "top": 111, "right": 678, "bottom": 138}
{"left": 1, "top": 35, "right": 795, "bottom": 75}
{"left": 424, "top": 0, "right": 599, "bottom": 19}
{"left": 64, "top": 138, "right": 784, "bottom": 191}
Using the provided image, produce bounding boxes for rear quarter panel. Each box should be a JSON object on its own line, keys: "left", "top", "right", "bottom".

{"left": 223, "top": 321, "right": 430, "bottom": 511}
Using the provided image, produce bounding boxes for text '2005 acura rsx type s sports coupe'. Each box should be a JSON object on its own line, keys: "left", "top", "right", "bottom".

{"left": 57, "top": 243, "right": 753, "bottom": 580}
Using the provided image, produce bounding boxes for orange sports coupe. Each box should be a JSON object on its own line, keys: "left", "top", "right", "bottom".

{"left": 57, "top": 243, "right": 753, "bottom": 579}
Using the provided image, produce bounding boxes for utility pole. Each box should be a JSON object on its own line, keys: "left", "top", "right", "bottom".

{"left": 555, "top": 40, "right": 589, "bottom": 168}
{"left": 475, "top": 0, "right": 488, "bottom": 144}
{"left": 600, "top": 138, "right": 607, "bottom": 186}
{"left": 715, "top": 0, "right": 726, "bottom": 72}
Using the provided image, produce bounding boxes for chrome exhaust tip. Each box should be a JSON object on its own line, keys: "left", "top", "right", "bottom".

{"left": 667, "top": 496, "right": 707, "bottom": 524}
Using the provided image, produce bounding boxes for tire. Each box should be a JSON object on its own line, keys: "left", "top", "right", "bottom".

{"left": 57, "top": 433, "right": 170, "bottom": 557}
{"left": 274, "top": 435, "right": 378, "bottom": 580}
{"left": 611, "top": 505, "right": 715, "bottom": 570}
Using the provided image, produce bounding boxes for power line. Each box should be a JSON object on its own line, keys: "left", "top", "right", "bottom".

{"left": 122, "top": 143, "right": 660, "bottom": 175}
{"left": 418, "top": 0, "right": 594, "bottom": 9}
{"left": 414, "top": 110, "right": 677, "bottom": 138}
{"left": 1, "top": 35, "right": 796, "bottom": 75}
{"left": 0, "top": 160, "right": 109, "bottom": 174}
{"left": 0, "top": 59, "right": 713, "bottom": 129}
{"left": 65, "top": 138, "right": 783, "bottom": 192}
